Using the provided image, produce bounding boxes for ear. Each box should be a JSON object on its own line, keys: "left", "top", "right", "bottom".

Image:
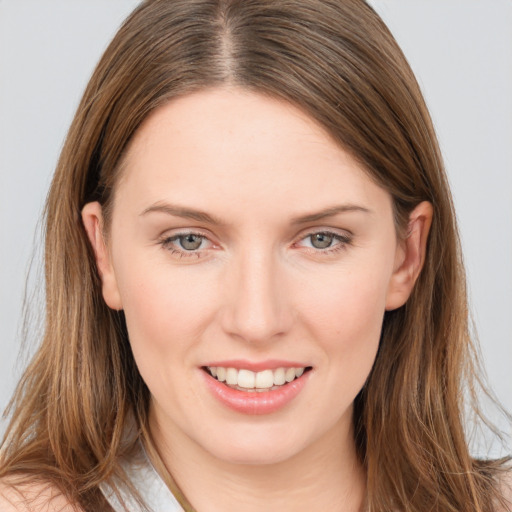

{"left": 385, "top": 201, "right": 433, "bottom": 311}
{"left": 81, "top": 202, "right": 123, "bottom": 310}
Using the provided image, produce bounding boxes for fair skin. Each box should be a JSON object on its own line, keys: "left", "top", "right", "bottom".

{"left": 0, "top": 87, "right": 434, "bottom": 512}
{"left": 83, "top": 87, "right": 432, "bottom": 512}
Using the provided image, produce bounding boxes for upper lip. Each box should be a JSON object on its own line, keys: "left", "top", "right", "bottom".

{"left": 202, "top": 359, "right": 309, "bottom": 372}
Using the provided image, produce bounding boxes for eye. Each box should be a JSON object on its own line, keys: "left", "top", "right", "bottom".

{"left": 309, "top": 232, "right": 336, "bottom": 249}
{"left": 159, "top": 232, "right": 213, "bottom": 258}
{"left": 295, "top": 230, "right": 351, "bottom": 253}
{"left": 175, "top": 233, "right": 204, "bottom": 251}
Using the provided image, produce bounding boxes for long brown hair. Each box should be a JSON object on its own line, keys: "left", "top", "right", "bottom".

{"left": 1, "top": 1, "right": 509, "bottom": 510}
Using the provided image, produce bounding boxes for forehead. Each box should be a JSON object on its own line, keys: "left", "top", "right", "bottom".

{"left": 114, "top": 87, "right": 390, "bottom": 220}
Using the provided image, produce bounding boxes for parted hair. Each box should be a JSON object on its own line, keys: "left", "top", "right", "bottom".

{"left": 1, "top": 1, "right": 509, "bottom": 511}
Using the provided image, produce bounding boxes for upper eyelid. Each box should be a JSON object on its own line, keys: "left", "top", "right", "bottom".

{"left": 160, "top": 228, "right": 214, "bottom": 242}
{"left": 163, "top": 232, "right": 213, "bottom": 246}
{"left": 296, "top": 232, "right": 350, "bottom": 244}
{"left": 158, "top": 227, "right": 352, "bottom": 248}
{"left": 292, "top": 228, "right": 353, "bottom": 250}
{"left": 294, "top": 227, "right": 352, "bottom": 241}
{"left": 159, "top": 233, "right": 212, "bottom": 258}
{"left": 166, "top": 231, "right": 209, "bottom": 239}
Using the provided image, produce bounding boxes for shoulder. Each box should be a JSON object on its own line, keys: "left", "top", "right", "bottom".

{"left": 0, "top": 477, "right": 83, "bottom": 512}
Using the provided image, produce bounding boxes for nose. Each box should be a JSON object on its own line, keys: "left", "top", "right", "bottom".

{"left": 220, "top": 248, "right": 293, "bottom": 345}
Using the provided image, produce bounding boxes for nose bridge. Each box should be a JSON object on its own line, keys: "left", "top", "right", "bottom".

{"left": 222, "top": 245, "right": 291, "bottom": 343}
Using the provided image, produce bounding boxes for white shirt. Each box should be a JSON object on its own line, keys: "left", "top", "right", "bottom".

{"left": 99, "top": 441, "right": 184, "bottom": 512}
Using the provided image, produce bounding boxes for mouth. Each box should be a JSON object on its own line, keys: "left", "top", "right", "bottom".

{"left": 203, "top": 365, "right": 312, "bottom": 392}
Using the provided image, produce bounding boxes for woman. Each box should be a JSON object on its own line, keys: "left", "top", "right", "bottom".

{"left": 0, "top": 1, "right": 510, "bottom": 511}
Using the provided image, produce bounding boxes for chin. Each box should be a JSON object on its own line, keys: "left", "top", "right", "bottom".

{"left": 199, "top": 427, "right": 310, "bottom": 466}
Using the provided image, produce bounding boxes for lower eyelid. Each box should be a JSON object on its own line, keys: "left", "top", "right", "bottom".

{"left": 298, "top": 231, "right": 351, "bottom": 247}
{"left": 159, "top": 231, "right": 350, "bottom": 256}
{"left": 159, "top": 231, "right": 218, "bottom": 258}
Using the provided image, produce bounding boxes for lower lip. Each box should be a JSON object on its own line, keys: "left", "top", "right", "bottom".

{"left": 202, "top": 369, "right": 310, "bottom": 415}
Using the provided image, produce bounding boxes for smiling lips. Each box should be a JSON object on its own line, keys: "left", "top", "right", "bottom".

{"left": 202, "top": 363, "right": 311, "bottom": 415}
{"left": 207, "top": 366, "right": 306, "bottom": 391}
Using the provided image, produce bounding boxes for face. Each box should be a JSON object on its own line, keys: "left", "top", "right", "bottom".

{"left": 83, "top": 87, "right": 428, "bottom": 467}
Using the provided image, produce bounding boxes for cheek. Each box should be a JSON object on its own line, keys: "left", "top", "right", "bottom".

{"left": 114, "top": 260, "right": 218, "bottom": 365}
{"left": 291, "top": 262, "right": 392, "bottom": 432}
{"left": 299, "top": 261, "right": 392, "bottom": 371}
{"left": 114, "top": 263, "right": 223, "bottom": 415}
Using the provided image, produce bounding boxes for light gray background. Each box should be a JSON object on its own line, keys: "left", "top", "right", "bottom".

{"left": 1, "top": 1, "right": 511, "bottom": 449}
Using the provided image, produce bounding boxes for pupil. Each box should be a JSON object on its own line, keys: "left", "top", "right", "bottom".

{"left": 311, "top": 233, "right": 333, "bottom": 249}
{"left": 180, "top": 234, "right": 202, "bottom": 250}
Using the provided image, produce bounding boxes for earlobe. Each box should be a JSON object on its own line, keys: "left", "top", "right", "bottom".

{"left": 81, "top": 202, "right": 123, "bottom": 310}
{"left": 385, "top": 201, "right": 433, "bottom": 311}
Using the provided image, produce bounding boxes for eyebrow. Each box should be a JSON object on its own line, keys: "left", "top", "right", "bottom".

{"left": 290, "top": 204, "right": 373, "bottom": 224}
{"left": 140, "top": 202, "right": 372, "bottom": 225}
{"left": 140, "top": 202, "right": 225, "bottom": 225}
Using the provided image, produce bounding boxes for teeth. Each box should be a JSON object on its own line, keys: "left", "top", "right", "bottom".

{"left": 226, "top": 368, "right": 238, "bottom": 385}
{"left": 285, "top": 367, "right": 295, "bottom": 382}
{"left": 238, "top": 369, "right": 255, "bottom": 388}
{"left": 273, "top": 367, "right": 286, "bottom": 386}
{"left": 206, "top": 366, "right": 307, "bottom": 390}
{"left": 216, "top": 367, "right": 226, "bottom": 382}
{"left": 255, "top": 369, "right": 274, "bottom": 388}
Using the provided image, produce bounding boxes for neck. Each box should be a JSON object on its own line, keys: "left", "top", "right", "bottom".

{"left": 148, "top": 407, "right": 366, "bottom": 512}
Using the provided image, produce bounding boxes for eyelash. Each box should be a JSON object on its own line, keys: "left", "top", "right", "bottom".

{"left": 295, "top": 231, "right": 352, "bottom": 255}
{"left": 159, "top": 232, "right": 211, "bottom": 259}
{"left": 158, "top": 230, "right": 352, "bottom": 259}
